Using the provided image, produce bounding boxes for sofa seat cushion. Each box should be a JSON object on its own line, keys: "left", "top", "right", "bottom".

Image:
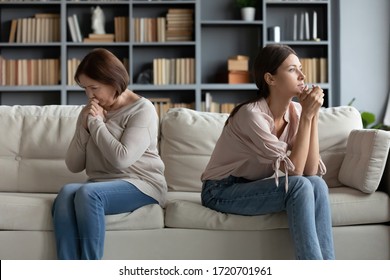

{"left": 329, "top": 187, "right": 390, "bottom": 226}
{"left": 0, "top": 193, "right": 164, "bottom": 231}
{"left": 165, "top": 188, "right": 390, "bottom": 230}
{"left": 165, "top": 191, "right": 288, "bottom": 230}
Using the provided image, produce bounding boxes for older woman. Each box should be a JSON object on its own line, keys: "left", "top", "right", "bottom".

{"left": 52, "top": 48, "right": 167, "bottom": 260}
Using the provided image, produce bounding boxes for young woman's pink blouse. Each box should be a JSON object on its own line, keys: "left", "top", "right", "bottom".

{"left": 201, "top": 99, "right": 326, "bottom": 191}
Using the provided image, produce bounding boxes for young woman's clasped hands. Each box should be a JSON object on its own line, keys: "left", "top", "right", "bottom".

{"left": 298, "top": 85, "right": 324, "bottom": 119}
{"left": 298, "top": 85, "right": 325, "bottom": 117}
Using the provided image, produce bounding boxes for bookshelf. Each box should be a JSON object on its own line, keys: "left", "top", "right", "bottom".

{"left": 0, "top": 0, "right": 332, "bottom": 112}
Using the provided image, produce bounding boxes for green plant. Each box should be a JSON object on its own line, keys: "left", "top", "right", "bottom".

{"left": 348, "top": 98, "right": 390, "bottom": 130}
{"left": 235, "top": 0, "right": 257, "bottom": 8}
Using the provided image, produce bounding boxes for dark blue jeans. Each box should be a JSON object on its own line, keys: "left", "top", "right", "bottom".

{"left": 201, "top": 175, "right": 335, "bottom": 260}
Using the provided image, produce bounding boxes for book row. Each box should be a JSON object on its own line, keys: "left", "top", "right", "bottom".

{"left": 301, "top": 58, "right": 328, "bottom": 84}
{"left": 149, "top": 96, "right": 236, "bottom": 120}
{"left": 0, "top": 57, "right": 60, "bottom": 86}
{"left": 134, "top": 8, "right": 194, "bottom": 43}
{"left": 8, "top": 13, "right": 60, "bottom": 43}
{"left": 149, "top": 98, "right": 194, "bottom": 120}
{"left": 203, "top": 92, "right": 236, "bottom": 114}
{"left": 153, "top": 58, "right": 195, "bottom": 85}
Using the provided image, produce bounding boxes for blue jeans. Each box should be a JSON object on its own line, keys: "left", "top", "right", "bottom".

{"left": 52, "top": 180, "right": 158, "bottom": 260}
{"left": 201, "top": 175, "right": 335, "bottom": 260}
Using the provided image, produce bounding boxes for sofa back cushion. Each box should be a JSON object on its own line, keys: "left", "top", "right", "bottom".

{"left": 318, "top": 106, "right": 363, "bottom": 187}
{"left": 0, "top": 105, "right": 87, "bottom": 193}
{"left": 160, "top": 108, "right": 228, "bottom": 192}
{"left": 160, "top": 106, "right": 363, "bottom": 192}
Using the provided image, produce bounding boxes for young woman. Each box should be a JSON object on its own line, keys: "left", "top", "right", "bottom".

{"left": 201, "top": 44, "right": 335, "bottom": 260}
{"left": 52, "top": 48, "right": 167, "bottom": 260}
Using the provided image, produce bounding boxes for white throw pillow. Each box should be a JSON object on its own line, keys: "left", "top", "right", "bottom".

{"left": 338, "top": 129, "right": 390, "bottom": 193}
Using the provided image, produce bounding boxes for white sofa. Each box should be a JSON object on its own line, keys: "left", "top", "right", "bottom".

{"left": 0, "top": 104, "right": 389, "bottom": 260}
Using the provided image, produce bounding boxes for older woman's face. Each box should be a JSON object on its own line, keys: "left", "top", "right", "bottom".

{"left": 78, "top": 74, "right": 117, "bottom": 109}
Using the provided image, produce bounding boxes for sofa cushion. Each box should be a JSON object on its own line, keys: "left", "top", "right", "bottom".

{"left": 165, "top": 199, "right": 288, "bottom": 230}
{"left": 0, "top": 193, "right": 164, "bottom": 231}
{"left": 164, "top": 188, "right": 390, "bottom": 230}
{"left": 318, "top": 106, "right": 363, "bottom": 187}
{"left": 338, "top": 129, "right": 390, "bottom": 193}
{"left": 329, "top": 187, "right": 390, "bottom": 225}
{"left": 160, "top": 108, "right": 228, "bottom": 192}
{"left": 0, "top": 105, "right": 88, "bottom": 193}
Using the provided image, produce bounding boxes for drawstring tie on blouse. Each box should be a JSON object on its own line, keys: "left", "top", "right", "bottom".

{"left": 273, "top": 155, "right": 295, "bottom": 192}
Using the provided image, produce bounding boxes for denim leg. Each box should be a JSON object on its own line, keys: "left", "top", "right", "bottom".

{"left": 52, "top": 180, "right": 157, "bottom": 260}
{"left": 52, "top": 183, "right": 84, "bottom": 260}
{"left": 306, "top": 176, "right": 335, "bottom": 260}
{"left": 202, "top": 176, "right": 287, "bottom": 216}
{"left": 201, "top": 175, "right": 334, "bottom": 260}
{"left": 285, "top": 176, "right": 323, "bottom": 259}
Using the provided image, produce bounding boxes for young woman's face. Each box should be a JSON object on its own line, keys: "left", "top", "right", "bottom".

{"left": 272, "top": 54, "right": 306, "bottom": 96}
{"left": 78, "top": 74, "right": 117, "bottom": 109}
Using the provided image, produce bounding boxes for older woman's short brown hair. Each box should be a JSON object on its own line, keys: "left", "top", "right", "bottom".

{"left": 74, "top": 48, "right": 129, "bottom": 98}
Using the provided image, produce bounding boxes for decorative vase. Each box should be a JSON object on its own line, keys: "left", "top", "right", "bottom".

{"left": 241, "top": 7, "right": 255, "bottom": 21}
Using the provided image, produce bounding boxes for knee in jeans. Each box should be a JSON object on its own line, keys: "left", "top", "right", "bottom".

{"left": 289, "top": 177, "right": 314, "bottom": 198}
{"left": 307, "top": 176, "right": 329, "bottom": 197}
{"left": 74, "top": 185, "right": 99, "bottom": 205}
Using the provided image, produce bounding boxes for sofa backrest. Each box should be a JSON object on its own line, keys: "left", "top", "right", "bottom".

{"left": 0, "top": 104, "right": 363, "bottom": 194}
{"left": 0, "top": 105, "right": 87, "bottom": 193}
{"left": 160, "top": 106, "right": 363, "bottom": 192}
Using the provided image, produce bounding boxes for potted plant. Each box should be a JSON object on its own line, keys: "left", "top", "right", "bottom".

{"left": 235, "top": 0, "right": 257, "bottom": 21}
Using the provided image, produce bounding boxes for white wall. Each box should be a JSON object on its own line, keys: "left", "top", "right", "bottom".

{"left": 336, "top": 0, "right": 390, "bottom": 123}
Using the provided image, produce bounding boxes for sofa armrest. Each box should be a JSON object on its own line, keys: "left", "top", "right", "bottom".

{"left": 338, "top": 129, "right": 390, "bottom": 194}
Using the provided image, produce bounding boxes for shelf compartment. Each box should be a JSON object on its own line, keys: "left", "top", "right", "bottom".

{"left": 0, "top": 3, "right": 61, "bottom": 44}
{"left": 265, "top": 3, "right": 329, "bottom": 41}
{"left": 0, "top": 90, "right": 61, "bottom": 106}
{"left": 201, "top": 26, "right": 261, "bottom": 84}
{"left": 201, "top": 0, "right": 263, "bottom": 21}
{"left": 66, "top": 3, "right": 129, "bottom": 43}
{"left": 132, "top": 45, "right": 195, "bottom": 85}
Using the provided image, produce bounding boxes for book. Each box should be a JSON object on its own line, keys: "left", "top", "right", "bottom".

{"left": 67, "top": 16, "right": 77, "bottom": 42}
{"left": 72, "top": 14, "right": 82, "bottom": 42}
{"left": 8, "top": 19, "right": 17, "bottom": 43}
{"left": 83, "top": 37, "right": 114, "bottom": 43}
{"left": 89, "top": 33, "right": 115, "bottom": 40}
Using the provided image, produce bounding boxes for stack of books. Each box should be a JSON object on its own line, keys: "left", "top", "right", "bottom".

{"left": 83, "top": 33, "right": 115, "bottom": 43}
{"left": 166, "top": 8, "right": 194, "bottom": 41}
{"left": 227, "top": 55, "right": 250, "bottom": 84}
